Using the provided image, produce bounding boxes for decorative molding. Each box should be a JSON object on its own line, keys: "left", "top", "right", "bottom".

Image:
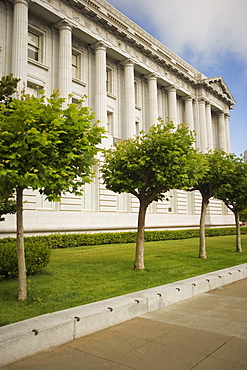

{"left": 84, "top": 0, "right": 100, "bottom": 10}
{"left": 28, "top": 58, "right": 49, "bottom": 71}
{"left": 72, "top": 10, "right": 80, "bottom": 22}
{"left": 33, "top": 0, "right": 233, "bottom": 107}
{"left": 107, "top": 13, "right": 128, "bottom": 30}
{"left": 59, "top": 0, "right": 67, "bottom": 13}
{"left": 29, "top": 14, "right": 49, "bottom": 32}
{"left": 84, "top": 18, "right": 92, "bottom": 29}
{"left": 72, "top": 77, "right": 86, "bottom": 87}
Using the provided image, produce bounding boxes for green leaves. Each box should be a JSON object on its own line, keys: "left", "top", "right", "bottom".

{"left": 102, "top": 121, "right": 203, "bottom": 205}
{"left": 214, "top": 156, "right": 247, "bottom": 214}
{"left": 192, "top": 149, "right": 237, "bottom": 200}
{"left": 0, "top": 88, "right": 105, "bottom": 200}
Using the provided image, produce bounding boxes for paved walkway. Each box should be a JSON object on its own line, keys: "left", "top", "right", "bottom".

{"left": 1, "top": 278, "right": 247, "bottom": 370}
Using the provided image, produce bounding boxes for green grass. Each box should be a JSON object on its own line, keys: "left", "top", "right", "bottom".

{"left": 0, "top": 235, "right": 247, "bottom": 327}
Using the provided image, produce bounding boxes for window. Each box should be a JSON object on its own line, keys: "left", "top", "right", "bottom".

{"left": 135, "top": 120, "right": 140, "bottom": 136}
{"left": 28, "top": 31, "right": 40, "bottom": 62}
{"left": 134, "top": 81, "right": 138, "bottom": 106}
{"left": 107, "top": 111, "right": 113, "bottom": 135}
{"left": 72, "top": 53, "right": 79, "bottom": 79}
{"left": 81, "top": 182, "right": 94, "bottom": 210}
{"left": 26, "top": 81, "right": 43, "bottom": 97}
{"left": 186, "top": 191, "right": 193, "bottom": 214}
{"left": 72, "top": 97, "right": 83, "bottom": 107}
{"left": 106, "top": 67, "right": 113, "bottom": 94}
{"left": 167, "top": 190, "right": 173, "bottom": 213}
{"left": 117, "top": 193, "right": 128, "bottom": 212}
{"left": 36, "top": 194, "right": 54, "bottom": 209}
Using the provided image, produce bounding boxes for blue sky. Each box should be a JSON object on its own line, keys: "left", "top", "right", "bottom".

{"left": 107, "top": 0, "right": 247, "bottom": 157}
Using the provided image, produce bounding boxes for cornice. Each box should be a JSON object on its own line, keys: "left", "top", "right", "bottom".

{"left": 197, "top": 78, "right": 235, "bottom": 108}
{"left": 27, "top": 0, "right": 234, "bottom": 107}
{"left": 62, "top": 0, "right": 199, "bottom": 79}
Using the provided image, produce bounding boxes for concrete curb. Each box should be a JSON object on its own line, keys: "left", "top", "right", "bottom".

{"left": 1, "top": 263, "right": 247, "bottom": 367}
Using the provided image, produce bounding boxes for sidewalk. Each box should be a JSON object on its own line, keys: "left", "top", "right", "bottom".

{"left": 1, "top": 278, "right": 247, "bottom": 370}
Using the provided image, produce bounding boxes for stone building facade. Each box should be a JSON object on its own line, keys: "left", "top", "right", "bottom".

{"left": 0, "top": 0, "right": 235, "bottom": 236}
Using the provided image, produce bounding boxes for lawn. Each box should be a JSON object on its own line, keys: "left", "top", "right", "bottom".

{"left": 0, "top": 234, "right": 247, "bottom": 327}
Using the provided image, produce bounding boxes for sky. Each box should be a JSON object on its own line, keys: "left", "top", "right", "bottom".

{"left": 107, "top": 0, "right": 247, "bottom": 157}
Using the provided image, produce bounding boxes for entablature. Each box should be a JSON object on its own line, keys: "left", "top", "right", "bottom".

{"left": 8, "top": 0, "right": 235, "bottom": 109}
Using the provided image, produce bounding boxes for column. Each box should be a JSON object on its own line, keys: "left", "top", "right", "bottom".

{"left": 12, "top": 0, "right": 29, "bottom": 89}
{"left": 193, "top": 100, "right": 200, "bottom": 149}
{"left": 94, "top": 42, "right": 107, "bottom": 129}
{"left": 184, "top": 96, "right": 194, "bottom": 131}
{"left": 58, "top": 21, "right": 72, "bottom": 106}
{"left": 218, "top": 112, "right": 227, "bottom": 151}
{"left": 198, "top": 99, "right": 208, "bottom": 153}
{"left": 123, "top": 59, "right": 135, "bottom": 137}
{"left": 147, "top": 73, "right": 158, "bottom": 126}
{"left": 205, "top": 102, "right": 214, "bottom": 150}
{"left": 225, "top": 113, "right": 231, "bottom": 153}
{"left": 167, "top": 86, "right": 177, "bottom": 128}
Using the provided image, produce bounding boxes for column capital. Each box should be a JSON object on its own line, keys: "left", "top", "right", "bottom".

{"left": 167, "top": 85, "right": 176, "bottom": 93}
{"left": 92, "top": 40, "right": 107, "bottom": 51}
{"left": 57, "top": 19, "right": 73, "bottom": 32}
{"left": 14, "top": 0, "right": 30, "bottom": 6}
{"left": 122, "top": 58, "right": 135, "bottom": 67}
{"left": 218, "top": 111, "right": 225, "bottom": 117}
{"left": 184, "top": 95, "right": 193, "bottom": 102}
{"left": 146, "top": 72, "right": 157, "bottom": 81}
{"left": 198, "top": 97, "right": 206, "bottom": 103}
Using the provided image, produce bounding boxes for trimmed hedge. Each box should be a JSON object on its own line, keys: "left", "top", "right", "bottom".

{"left": 0, "top": 242, "right": 51, "bottom": 278}
{"left": 0, "top": 227, "right": 246, "bottom": 250}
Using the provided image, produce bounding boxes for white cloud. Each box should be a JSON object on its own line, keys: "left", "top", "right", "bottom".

{"left": 108, "top": 0, "right": 247, "bottom": 69}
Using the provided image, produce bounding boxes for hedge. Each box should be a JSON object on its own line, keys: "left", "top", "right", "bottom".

{"left": 0, "top": 227, "right": 246, "bottom": 250}
{"left": 0, "top": 242, "right": 51, "bottom": 278}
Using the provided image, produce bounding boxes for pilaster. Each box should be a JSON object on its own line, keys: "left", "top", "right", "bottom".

{"left": 147, "top": 73, "right": 158, "bottom": 127}
{"left": 167, "top": 86, "right": 177, "bottom": 128}
{"left": 94, "top": 41, "right": 107, "bottom": 129}
{"left": 184, "top": 96, "right": 194, "bottom": 131}
{"left": 198, "top": 98, "right": 208, "bottom": 153}
{"left": 218, "top": 111, "right": 227, "bottom": 151}
{"left": 225, "top": 113, "right": 231, "bottom": 153}
{"left": 12, "top": 0, "right": 30, "bottom": 89}
{"left": 205, "top": 102, "right": 214, "bottom": 150}
{"left": 58, "top": 20, "right": 72, "bottom": 106}
{"left": 123, "top": 59, "right": 135, "bottom": 138}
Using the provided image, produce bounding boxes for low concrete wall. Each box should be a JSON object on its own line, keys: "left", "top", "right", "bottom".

{"left": 1, "top": 263, "right": 247, "bottom": 367}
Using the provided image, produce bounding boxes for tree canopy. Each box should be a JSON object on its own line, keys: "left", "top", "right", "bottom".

{"left": 0, "top": 74, "right": 19, "bottom": 221}
{"left": 191, "top": 150, "right": 235, "bottom": 258}
{"left": 0, "top": 88, "right": 105, "bottom": 299}
{"left": 214, "top": 156, "right": 247, "bottom": 252}
{"left": 0, "top": 74, "right": 20, "bottom": 104}
{"left": 102, "top": 122, "right": 205, "bottom": 270}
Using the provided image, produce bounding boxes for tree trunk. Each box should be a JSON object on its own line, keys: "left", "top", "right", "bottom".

{"left": 134, "top": 201, "right": 147, "bottom": 270}
{"left": 16, "top": 186, "right": 27, "bottom": 300}
{"left": 199, "top": 195, "right": 209, "bottom": 259}
{"left": 234, "top": 211, "right": 242, "bottom": 252}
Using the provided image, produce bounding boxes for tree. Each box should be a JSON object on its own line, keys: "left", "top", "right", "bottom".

{"left": 0, "top": 75, "right": 20, "bottom": 218}
{"left": 240, "top": 208, "right": 247, "bottom": 223}
{"left": 101, "top": 122, "right": 205, "bottom": 270}
{"left": 0, "top": 89, "right": 104, "bottom": 300}
{"left": 214, "top": 156, "right": 247, "bottom": 252}
{"left": 0, "top": 74, "right": 20, "bottom": 104}
{"left": 0, "top": 190, "right": 16, "bottom": 221}
{"left": 191, "top": 150, "right": 235, "bottom": 259}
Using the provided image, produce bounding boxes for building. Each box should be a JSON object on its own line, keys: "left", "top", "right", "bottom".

{"left": 0, "top": 0, "right": 236, "bottom": 237}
